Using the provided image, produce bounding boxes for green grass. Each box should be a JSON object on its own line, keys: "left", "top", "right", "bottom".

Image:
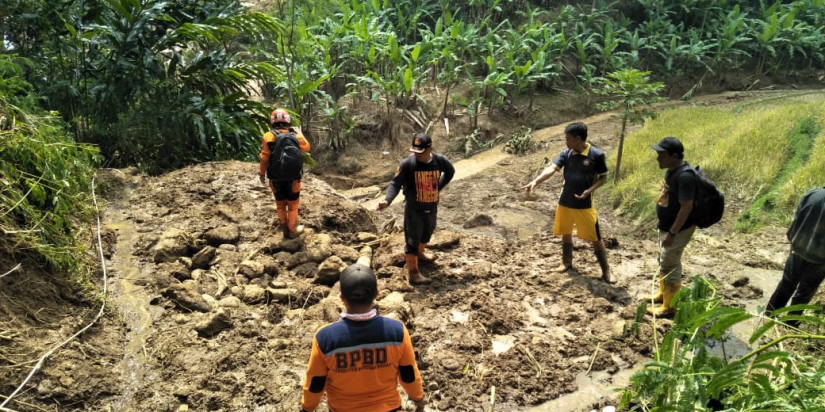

{"left": 735, "top": 114, "right": 821, "bottom": 231}
{"left": 605, "top": 94, "right": 825, "bottom": 230}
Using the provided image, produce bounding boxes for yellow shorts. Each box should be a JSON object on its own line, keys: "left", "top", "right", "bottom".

{"left": 553, "top": 204, "right": 601, "bottom": 242}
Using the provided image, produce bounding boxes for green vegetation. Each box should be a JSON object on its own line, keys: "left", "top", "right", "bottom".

{"left": 595, "top": 69, "right": 665, "bottom": 182}
{"left": 735, "top": 114, "right": 821, "bottom": 231}
{"left": 503, "top": 127, "right": 536, "bottom": 155}
{"left": 621, "top": 276, "right": 825, "bottom": 410}
{"left": 0, "top": 58, "right": 100, "bottom": 276}
{"left": 2, "top": 0, "right": 824, "bottom": 172}
{"left": 606, "top": 94, "right": 825, "bottom": 230}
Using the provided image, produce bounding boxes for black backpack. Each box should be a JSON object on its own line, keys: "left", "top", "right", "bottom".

{"left": 683, "top": 165, "right": 725, "bottom": 229}
{"left": 266, "top": 130, "right": 303, "bottom": 182}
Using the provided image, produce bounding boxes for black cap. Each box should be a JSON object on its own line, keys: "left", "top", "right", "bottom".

{"left": 340, "top": 263, "right": 378, "bottom": 305}
{"left": 651, "top": 137, "right": 684, "bottom": 156}
{"left": 410, "top": 133, "right": 433, "bottom": 153}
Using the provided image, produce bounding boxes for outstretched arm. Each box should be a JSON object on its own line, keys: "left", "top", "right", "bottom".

{"left": 522, "top": 164, "right": 560, "bottom": 194}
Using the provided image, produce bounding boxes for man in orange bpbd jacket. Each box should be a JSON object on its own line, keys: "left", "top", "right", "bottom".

{"left": 300, "top": 263, "right": 426, "bottom": 412}
{"left": 258, "top": 108, "right": 311, "bottom": 238}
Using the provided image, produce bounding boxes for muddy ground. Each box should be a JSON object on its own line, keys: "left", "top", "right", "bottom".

{"left": 0, "top": 90, "right": 816, "bottom": 412}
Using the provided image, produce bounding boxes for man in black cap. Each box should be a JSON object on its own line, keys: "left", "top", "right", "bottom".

{"left": 648, "top": 136, "right": 698, "bottom": 316}
{"left": 378, "top": 132, "right": 455, "bottom": 285}
{"left": 300, "top": 263, "right": 426, "bottom": 412}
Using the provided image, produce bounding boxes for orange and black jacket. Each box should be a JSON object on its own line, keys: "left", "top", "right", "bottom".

{"left": 301, "top": 316, "right": 425, "bottom": 412}
{"left": 258, "top": 127, "right": 311, "bottom": 178}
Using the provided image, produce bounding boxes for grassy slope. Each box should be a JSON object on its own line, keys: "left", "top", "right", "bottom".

{"left": 605, "top": 92, "right": 825, "bottom": 231}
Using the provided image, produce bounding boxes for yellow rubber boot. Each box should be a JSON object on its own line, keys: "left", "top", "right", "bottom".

{"left": 647, "top": 281, "right": 681, "bottom": 317}
{"left": 648, "top": 278, "right": 665, "bottom": 304}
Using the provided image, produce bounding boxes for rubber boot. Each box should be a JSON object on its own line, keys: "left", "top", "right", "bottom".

{"left": 286, "top": 199, "right": 303, "bottom": 238}
{"left": 418, "top": 243, "right": 436, "bottom": 263}
{"left": 647, "top": 281, "right": 681, "bottom": 316}
{"left": 648, "top": 278, "right": 665, "bottom": 304}
{"left": 595, "top": 250, "right": 612, "bottom": 283}
{"left": 275, "top": 200, "right": 289, "bottom": 236}
{"left": 406, "top": 253, "right": 430, "bottom": 285}
{"left": 555, "top": 242, "right": 573, "bottom": 272}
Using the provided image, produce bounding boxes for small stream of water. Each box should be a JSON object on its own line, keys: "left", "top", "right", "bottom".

{"left": 106, "top": 192, "right": 161, "bottom": 411}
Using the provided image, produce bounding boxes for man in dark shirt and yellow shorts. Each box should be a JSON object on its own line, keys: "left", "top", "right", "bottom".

{"left": 522, "top": 122, "right": 612, "bottom": 283}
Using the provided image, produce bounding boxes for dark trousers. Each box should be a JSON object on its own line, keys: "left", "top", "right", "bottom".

{"left": 766, "top": 251, "right": 825, "bottom": 315}
{"left": 404, "top": 206, "right": 437, "bottom": 255}
{"left": 270, "top": 180, "right": 300, "bottom": 201}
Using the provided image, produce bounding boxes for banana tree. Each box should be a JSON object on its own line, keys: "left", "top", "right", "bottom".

{"left": 595, "top": 69, "right": 664, "bottom": 183}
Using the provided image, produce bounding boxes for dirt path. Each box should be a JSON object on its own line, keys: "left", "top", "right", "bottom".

{"left": 1, "top": 91, "right": 800, "bottom": 412}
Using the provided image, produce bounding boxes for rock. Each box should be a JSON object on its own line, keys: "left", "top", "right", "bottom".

{"left": 306, "top": 234, "right": 333, "bottom": 263}
{"left": 217, "top": 296, "right": 241, "bottom": 308}
{"left": 177, "top": 257, "right": 192, "bottom": 270}
{"left": 204, "top": 225, "right": 240, "bottom": 246}
{"left": 441, "top": 358, "right": 461, "bottom": 371}
{"left": 152, "top": 228, "right": 192, "bottom": 263}
{"left": 611, "top": 320, "right": 627, "bottom": 337}
{"left": 267, "top": 288, "right": 297, "bottom": 303}
{"left": 194, "top": 308, "right": 233, "bottom": 337}
{"left": 376, "top": 292, "right": 406, "bottom": 313}
{"left": 341, "top": 185, "right": 381, "bottom": 201}
{"left": 315, "top": 256, "right": 345, "bottom": 286}
{"left": 331, "top": 244, "right": 360, "bottom": 263}
{"left": 269, "top": 280, "right": 287, "bottom": 289}
{"left": 239, "top": 260, "right": 265, "bottom": 279}
{"left": 191, "top": 246, "right": 216, "bottom": 269}
{"left": 163, "top": 281, "right": 210, "bottom": 312}
{"left": 374, "top": 251, "right": 406, "bottom": 269}
{"left": 258, "top": 255, "right": 280, "bottom": 276}
{"left": 161, "top": 261, "right": 191, "bottom": 281}
{"left": 272, "top": 251, "right": 292, "bottom": 265}
{"left": 201, "top": 294, "right": 217, "bottom": 311}
{"left": 287, "top": 251, "right": 309, "bottom": 269}
{"left": 375, "top": 266, "right": 402, "bottom": 279}
{"left": 586, "top": 297, "right": 613, "bottom": 313}
{"left": 294, "top": 262, "right": 319, "bottom": 278}
{"left": 242, "top": 284, "right": 267, "bottom": 304}
{"left": 428, "top": 231, "right": 461, "bottom": 249}
{"left": 463, "top": 214, "right": 494, "bottom": 228}
{"left": 279, "top": 238, "right": 304, "bottom": 254}
{"left": 173, "top": 384, "right": 196, "bottom": 399}
{"left": 218, "top": 244, "right": 237, "bottom": 251}
{"left": 731, "top": 276, "right": 749, "bottom": 287}
{"left": 469, "top": 261, "right": 493, "bottom": 279}
{"left": 190, "top": 268, "right": 206, "bottom": 281}
{"left": 377, "top": 292, "right": 412, "bottom": 321}
{"left": 357, "top": 232, "right": 378, "bottom": 243}
{"left": 267, "top": 338, "right": 289, "bottom": 350}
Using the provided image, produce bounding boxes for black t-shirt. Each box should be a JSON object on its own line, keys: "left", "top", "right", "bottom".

{"left": 553, "top": 144, "right": 608, "bottom": 209}
{"left": 385, "top": 153, "right": 455, "bottom": 211}
{"left": 656, "top": 163, "right": 697, "bottom": 231}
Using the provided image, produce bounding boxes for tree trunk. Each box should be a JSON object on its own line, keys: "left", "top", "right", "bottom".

{"left": 614, "top": 115, "right": 628, "bottom": 183}
{"left": 440, "top": 83, "right": 451, "bottom": 118}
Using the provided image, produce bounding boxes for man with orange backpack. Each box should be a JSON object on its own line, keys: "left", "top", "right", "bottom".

{"left": 258, "top": 108, "right": 311, "bottom": 238}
